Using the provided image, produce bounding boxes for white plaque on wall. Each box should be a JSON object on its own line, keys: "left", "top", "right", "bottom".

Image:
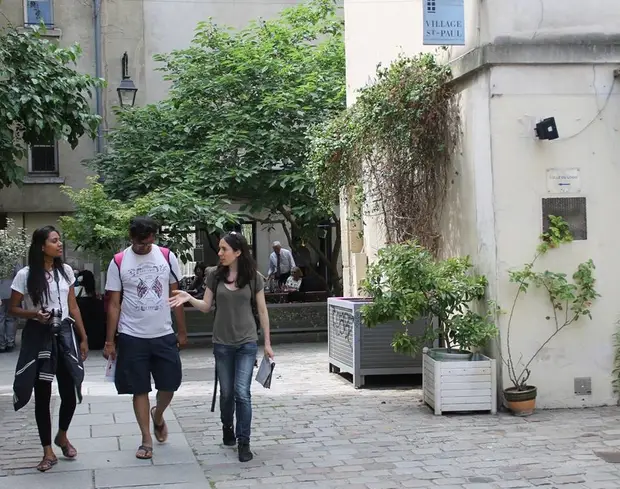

{"left": 546, "top": 168, "right": 581, "bottom": 194}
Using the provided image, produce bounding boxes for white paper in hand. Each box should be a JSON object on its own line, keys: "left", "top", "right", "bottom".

{"left": 104, "top": 357, "right": 116, "bottom": 382}
{"left": 255, "top": 355, "right": 275, "bottom": 388}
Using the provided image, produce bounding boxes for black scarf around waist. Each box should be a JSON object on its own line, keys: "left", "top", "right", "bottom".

{"left": 13, "top": 319, "right": 84, "bottom": 411}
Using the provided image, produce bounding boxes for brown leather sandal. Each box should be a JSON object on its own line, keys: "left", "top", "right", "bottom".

{"left": 36, "top": 456, "right": 58, "bottom": 472}
{"left": 135, "top": 445, "right": 153, "bottom": 459}
{"left": 54, "top": 436, "right": 77, "bottom": 459}
{"left": 150, "top": 407, "right": 168, "bottom": 443}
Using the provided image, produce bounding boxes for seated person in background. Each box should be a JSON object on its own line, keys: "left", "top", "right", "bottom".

{"left": 76, "top": 270, "right": 98, "bottom": 298}
{"left": 188, "top": 262, "right": 207, "bottom": 298}
{"left": 284, "top": 267, "right": 303, "bottom": 292}
{"left": 76, "top": 270, "right": 106, "bottom": 350}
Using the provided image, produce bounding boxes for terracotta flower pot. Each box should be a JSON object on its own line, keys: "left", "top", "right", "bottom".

{"left": 504, "top": 385, "right": 537, "bottom": 416}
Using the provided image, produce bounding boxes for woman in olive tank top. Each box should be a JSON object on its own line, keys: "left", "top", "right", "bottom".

{"left": 169, "top": 232, "right": 273, "bottom": 462}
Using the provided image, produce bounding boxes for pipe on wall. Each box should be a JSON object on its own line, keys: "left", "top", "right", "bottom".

{"left": 94, "top": 0, "right": 104, "bottom": 154}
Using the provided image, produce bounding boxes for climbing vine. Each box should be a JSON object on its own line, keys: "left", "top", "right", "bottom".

{"left": 613, "top": 323, "right": 620, "bottom": 399}
{"left": 306, "top": 52, "right": 459, "bottom": 250}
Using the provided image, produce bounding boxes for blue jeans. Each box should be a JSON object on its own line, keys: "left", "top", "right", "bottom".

{"left": 0, "top": 300, "right": 16, "bottom": 349}
{"left": 214, "top": 342, "right": 257, "bottom": 443}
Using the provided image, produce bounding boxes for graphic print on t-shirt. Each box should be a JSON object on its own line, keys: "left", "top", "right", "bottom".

{"left": 128, "top": 262, "right": 169, "bottom": 312}
{"left": 105, "top": 245, "right": 182, "bottom": 339}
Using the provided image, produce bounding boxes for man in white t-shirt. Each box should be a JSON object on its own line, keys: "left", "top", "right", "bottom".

{"left": 103, "top": 216, "right": 187, "bottom": 461}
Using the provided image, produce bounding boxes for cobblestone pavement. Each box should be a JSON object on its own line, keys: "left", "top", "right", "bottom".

{"left": 1, "top": 341, "right": 620, "bottom": 488}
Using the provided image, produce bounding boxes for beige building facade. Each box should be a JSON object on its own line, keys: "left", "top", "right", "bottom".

{"left": 342, "top": 0, "right": 620, "bottom": 408}
{"left": 0, "top": 0, "right": 325, "bottom": 278}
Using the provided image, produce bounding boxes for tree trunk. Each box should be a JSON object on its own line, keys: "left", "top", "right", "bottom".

{"left": 273, "top": 219, "right": 330, "bottom": 293}
{"left": 276, "top": 205, "right": 342, "bottom": 294}
{"left": 330, "top": 217, "right": 342, "bottom": 295}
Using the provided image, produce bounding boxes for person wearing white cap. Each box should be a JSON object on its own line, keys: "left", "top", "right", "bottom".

{"left": 267, "top": 241, "right": 295, "bottom": 287}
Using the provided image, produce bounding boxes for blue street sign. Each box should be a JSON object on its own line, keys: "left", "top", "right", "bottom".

{"left": 423, "top": 0, "right": 465, "bottom": 46}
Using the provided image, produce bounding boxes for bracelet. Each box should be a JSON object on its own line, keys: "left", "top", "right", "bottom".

{"left": 105, "top": 341, "right": 115, "bottom": 346}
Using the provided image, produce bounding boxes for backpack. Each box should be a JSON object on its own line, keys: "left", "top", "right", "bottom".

{"left": 211, "top": 268, "right": 260, "bottom": 335}
{"left": 112, "top": 246, "right": 179, "bottom": 302}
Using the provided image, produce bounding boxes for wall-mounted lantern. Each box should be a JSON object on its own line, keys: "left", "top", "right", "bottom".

{"left": 117, "top": 52, "right": 138, "bottom": 108}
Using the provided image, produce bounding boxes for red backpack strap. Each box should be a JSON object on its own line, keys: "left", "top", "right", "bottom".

{"left": 160, "top": 247, "right": 170, "bottom": 262}
{"left": 159, "top": 247, "right": 179, "bottom": 283}
{"left": 114, "top": 251, "right": 124, "bottom": 273}
{"left": 112, "top": 251, "right": 125, "bottom": 296}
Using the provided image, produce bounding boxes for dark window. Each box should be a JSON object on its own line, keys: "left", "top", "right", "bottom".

{"left": 25, "top": 0, "right": 53, "bottom": 26}
{"left": 30, "top": 142, "right": 57, "bottom": 174}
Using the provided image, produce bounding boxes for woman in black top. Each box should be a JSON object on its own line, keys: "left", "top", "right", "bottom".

{"left": 188, "top": 262, "right": 207, "bottom": 298}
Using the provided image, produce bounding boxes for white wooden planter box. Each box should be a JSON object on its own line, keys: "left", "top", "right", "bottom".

{"left": 422, "top": 350, "right": 497, "bottom": 415}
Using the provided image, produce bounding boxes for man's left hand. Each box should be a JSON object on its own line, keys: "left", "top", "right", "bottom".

{"left": 177, "top": 332, "right": 188, "bottom": 350}
{"left": 80, "top": 340, "right": 89, "bottom": 361}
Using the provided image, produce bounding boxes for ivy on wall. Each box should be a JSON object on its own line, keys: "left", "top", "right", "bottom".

{"left": 613, "top": 324, "right": 620, "bottom": 400}
{"left": 306, "top": 52, "right": 460, "bottom": 251}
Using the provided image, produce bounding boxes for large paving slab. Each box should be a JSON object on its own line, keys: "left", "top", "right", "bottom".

{"left": 0, "top": 341, "right": 209, "bottom": 488}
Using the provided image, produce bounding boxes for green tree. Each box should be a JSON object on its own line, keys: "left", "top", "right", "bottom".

{"left": 59, "top": 178, "right": 238, "bottom": 265}
{"left": 0, "top": 218, "right": 28, "bottom": 278}
{"left": 89, "top": 0, "right": 345, "bottom": 291}
{"left": 0, "top": 25, "right": 104, "bottom": 188}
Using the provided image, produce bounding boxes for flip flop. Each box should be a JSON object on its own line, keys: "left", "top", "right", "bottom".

{"left": 135, "top": 445, "right": 153, "bottom": 460}
{"left": 150, "top": 407, "right": 168, "bottom": 443}
{"left": 54, "top": 436, "right": 77, "bottom": 459}
{"left": 36, "top": 456, "right": 58, "bottom": 472}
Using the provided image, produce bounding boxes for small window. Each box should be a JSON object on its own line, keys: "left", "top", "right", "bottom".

{"left": 25, "top": 0, "right": 54, "bottom": 27}
{"left": 29, "top": 141, "right": 58, "bottom": 175}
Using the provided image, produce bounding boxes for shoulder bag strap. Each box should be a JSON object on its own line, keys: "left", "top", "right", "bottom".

{"left": 53, "top": 268, "right": 63, "bottom": 317}
{"left": 212, "top": 272, "right": 218, "bottom": 318}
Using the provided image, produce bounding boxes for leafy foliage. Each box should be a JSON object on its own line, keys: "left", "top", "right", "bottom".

{"left": 87, "top": 0, "right": 345, "bottom": 288}
{"left": 360, "top": 241, "right": 497, "bottom": 356}
{"left": 306, "top": 52, "right": 459, "bottom": 250}
{"left": 503, "top": 216, "right": 600, "bottom": 391}
{"left": 59, "top": 178, "right": 238, "bottom": 264}
{"left": 0, "top": 218, "right": 28, "bottom": 278}
{"left": 613, "top": 323, "right": 620, "bottom": 399}
{"left": 0, "top": 25, "right": 104, "bottom": 188}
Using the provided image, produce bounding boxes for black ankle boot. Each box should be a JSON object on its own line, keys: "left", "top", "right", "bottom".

{"left": 238, "top": 441, "right": 253, "bottom": 462}
{"left": 222, "top": 425, "right": 236, "bottom": 446}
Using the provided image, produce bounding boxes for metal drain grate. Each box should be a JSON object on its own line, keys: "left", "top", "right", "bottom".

{"left": 542, "top": 197, "right": 587, "bottom": 240}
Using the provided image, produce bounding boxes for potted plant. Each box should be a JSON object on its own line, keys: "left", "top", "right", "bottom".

{"left": 501, "top": 216, "right": 599, "bottom": 416}
{"left": 360, "top": 242, "right": 499, "bottom": 414}
{"left": 361, "top": 241, "right": 497, "bottom": 359}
